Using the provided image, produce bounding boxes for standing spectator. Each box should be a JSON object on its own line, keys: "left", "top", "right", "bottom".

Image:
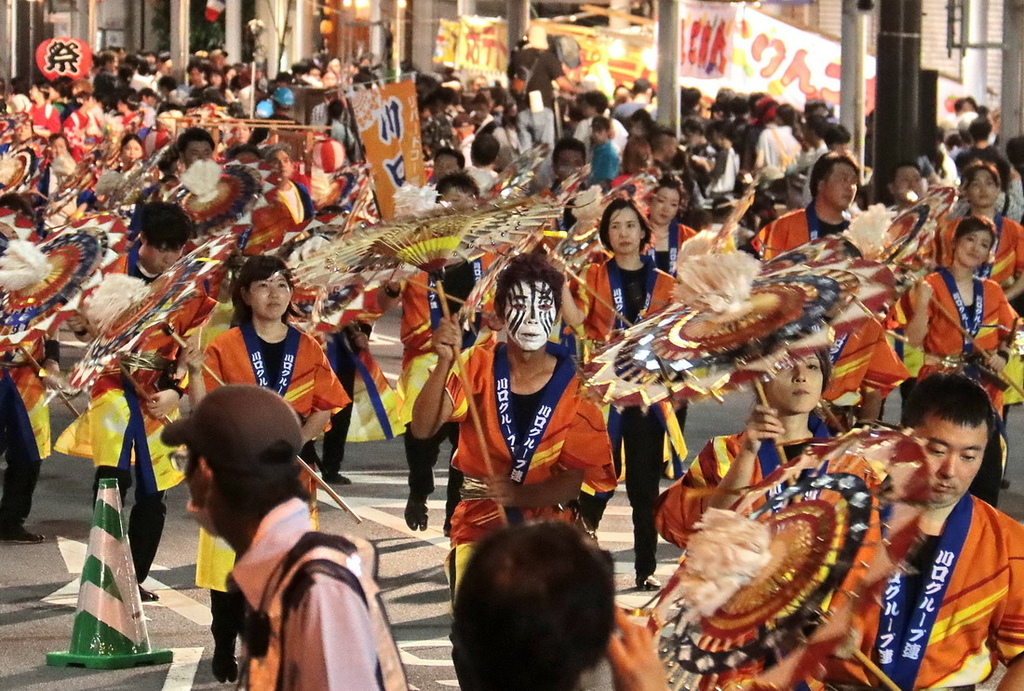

{"left": 92, "top": 51, "right": 123, "bottom": 110}
{"left": 574, "top": 91, "right": 627, "bottom": 155}
{"left": 589, "top": 116, "right": 619, "bottom": 190}
{"left": 706, "top": 119, "right": 740, "bottom": 199}
{"left": 754, "top": 101, "right": 800, "bottom": 179}
{"left": 507, "top": 25, "right": 576, "bottom": 150}
{"left": 612, "top": 78, "right": 653, "bottom": 124}
{"left": 466, "top": 132, "right": 500, "bottom": 195}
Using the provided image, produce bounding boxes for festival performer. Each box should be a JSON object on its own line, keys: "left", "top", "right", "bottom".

{"left": 0, "top": 245, "right": 65, "bottom": 543}
{"left": 409, "top": 253, "right": 616, "bottom": 592}
{"left": 185, "top": 254, "right": 349, "bottom": 683}
{"left": 823, "top": 315, "right": 908, "bottom": 425}
{"left": 561, "top": 198, "right": 675, "bottom": 590}
{"left": 378, "top": 180, "right": 493, "bottom": 536}
{"left": 654, "top": 352, "right": 833, "bottom": 549}
{"left": 245, "top": 146, "right": 314, "bottom": 255}
{"left": 901, "top": 215, "right": 1016, "bottom": 504}
{"left": 822, "top": 373, "right": 1024, "bottom": 691}
{"left": 56, "top": 202, "right": 196, "bottom": 602}
{"left": 646, "top": 175, "right": 697, "bottom": 276}
{"left": 755, "top": 152, "right": 858, "bottom": 260}
{"left": 62, "top": 81, "right": 104, "bottom": 161}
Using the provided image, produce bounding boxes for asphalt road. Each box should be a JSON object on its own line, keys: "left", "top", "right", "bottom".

{"left": 1, "top": 311, "right": 1021, "bottom": 689}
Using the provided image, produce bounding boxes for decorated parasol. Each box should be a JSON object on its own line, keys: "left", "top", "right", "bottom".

{"left": 0, "top": 207, "right": 39, "bottom": 242}
{"left": 70, "top": 235, "right": 234, "bottom": 390}
{"left": 0, "top": 150, "right": 36, "bottom": 190}
{"left": 0, "top": 230, "right": 113, "bottom": 356}
{"left": 180, "top": 160, "right": 270, "bottom": 236}
{"left": 491, "top": 143, "right": 550, "bottom": 199}
{"left": 649, "top": 426, "right": 928, "bottom": 691}
{"left": 61, "top": 212, "right": 131, "bottom": 254}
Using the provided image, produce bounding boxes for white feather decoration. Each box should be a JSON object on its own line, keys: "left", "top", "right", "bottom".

{"left": 0, "top": 239, "right": 50, "bottom": 291}
{"left": 83, "top": 274, "right": 149, "bottom": 333}
{"left": 570, "top": 186, "right": 603, "bottom": 227}
{"left": 393, "top": 184, "right": 440, "bottom": 218}
{"left": 844, "top": 203, "right": 895, "bottom": 261}
{"left": 674, "top": 250, "right": 762, "bottom": 314}
{"left": 673, "top": 509, "right": 773, "bottom": 617}
{"left": 181, "top": 160, "right": 224, "bottom": 203}
{"left": 288, "top": 234, "right": 331, "bottom": 265}
{"left": 94, "top": 171, "right": 126, "bottom": 198}
{"left": 0, "top": 156, "right": 21, "bottom": 183}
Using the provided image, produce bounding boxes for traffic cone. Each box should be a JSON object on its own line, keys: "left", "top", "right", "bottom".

{"left": 47, "top": 478, "right": 173, "bottom": 669}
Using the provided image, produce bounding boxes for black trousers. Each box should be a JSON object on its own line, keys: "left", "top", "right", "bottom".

{"left": 304, "top": 359, "right": 357, "bottom": 478}
{"left": 92, "top": 466, "right": 166, "bottom": 584}
{"left": 0, "top": 414, "right": 41, "bottom": 531}
{"left": 578, "top": 406, "right": 664, "bottom": 578}
{"left": 210, "top": 588, "right": 246, "bottom": 655}
{"left": 404, "top": 422, "right": 463, "bottom": 527}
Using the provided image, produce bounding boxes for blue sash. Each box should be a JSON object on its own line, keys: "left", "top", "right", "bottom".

{"left": 607, "top": 255, "right": 658, "bottom": 329}
{"left": 937, "top": 267, "right": 983, "bottom": 354}
{"left": 428, "top": 259, "right": 482, "bottom": 350}
{"left": 756, "top": 414, "right": 830, "bottom": 481}
{"left": 327, "top": 332, "right": 394, "bottom": 440}
{"left": 239, "top": 323, "right": 302, "bottom": 395}
{"left": 829, "top": 332, "right": 851, "bottom": 365}
{"left": 646, "top": 219, "right": 680, "bottom": 276}
{"left": 0, "top": 370, "right": 42, "bottom": 465}
{"left": 805, "top": 202, "right": 849, "bottom": 241}
{"left": 977, "top": 214, "right": 1004, "bottom": 279}
{"left": 493, "top": 342, "right": 577, "bottom": 523}
{"left": 118, "top": 375, "right": 160, "bottom": 496}
{"left": 126, "top": 243, "right": 141, "bottom": 279}
{"left": 876, "top": 493, "right": 973, "bottom": 690}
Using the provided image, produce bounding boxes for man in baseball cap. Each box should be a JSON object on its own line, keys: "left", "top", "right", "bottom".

{"left": 162, "top": 385, "right": 406, "bottom": 690}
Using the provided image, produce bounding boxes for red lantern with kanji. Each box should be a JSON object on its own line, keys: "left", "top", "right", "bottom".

{"left": 35, "top": 38, "right": 93, "bottom": 81}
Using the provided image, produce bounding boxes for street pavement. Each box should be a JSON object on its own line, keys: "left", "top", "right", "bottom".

{"left": 1, "top": 311, "right": 1021, "bottom": 689}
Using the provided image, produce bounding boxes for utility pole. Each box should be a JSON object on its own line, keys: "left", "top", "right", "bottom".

{"left": 840, "top": 0, "right": 867, "bottom": 171}
{"left": 874, "top": 0, "right": 921, "bottom": 200}
{"left": 1002, "top": 0, "right": 1024, "bottom": 146}
{"left": 656, "top": 0, "right": 680, "bottom": 135}
{"left": 226, "top": 0, "right": 243, "bottom": 61}
{"left": 507, "top": 0, "right": 529, "bottom": 56}
{"left": 170, "top": 0, "right": 189, "bottom": 81}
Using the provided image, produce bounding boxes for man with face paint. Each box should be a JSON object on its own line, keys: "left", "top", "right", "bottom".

{"left": 410, "top": 253, "right": 616, "bottom": 594}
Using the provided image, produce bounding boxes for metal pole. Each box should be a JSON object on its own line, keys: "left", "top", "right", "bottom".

{"left": 656, "top": 0, "right": 680, "bottom": 135}
{"left": 962, "top": 0, "right": 988, "bottom": 103}
{"left": 1001, "top": 0, "right": 1024, "bottom": 146}
{"left": 170, "top": 0, "right": 189, "bottom": 82}
{"left": 874, "top": 0, "right": 921, "bottom": 201}
{"left": 370, "top": 1, "right": 382, "bottom": 63}
{"left": 840, "top": 0, "right": 867, "bottom": 170}
{"left": 394, "top": 0, "right": 405, "bottom": 75}
{"left": 226, "top": 0, "right": 243, "bottom": 62}
{"left": 507, "top": 0, "right": 529, "bottom": 57}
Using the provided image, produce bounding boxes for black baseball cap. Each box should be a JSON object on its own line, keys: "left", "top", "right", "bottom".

{"left": 162, "top": 385, "right": 302, "bottom": 475}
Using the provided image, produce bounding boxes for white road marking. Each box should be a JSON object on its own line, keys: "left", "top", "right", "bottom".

{"left": 142, "top": 578, "right": 213, "bottom": 626}
{"left": 396, "top": 639, "right": 453, "bottom": 668}
{"left": 57, "top": 535, "right": 167, "bottom": 574}
{"left": 160, "top": 647, "right": 203, "bottom": 691}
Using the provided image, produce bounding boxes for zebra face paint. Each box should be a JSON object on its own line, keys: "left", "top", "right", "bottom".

{"left": 504, "top": 280, "right": 557, "bottom": 352}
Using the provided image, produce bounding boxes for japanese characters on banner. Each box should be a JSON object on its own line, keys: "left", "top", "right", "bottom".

{"left": 35, "top": 37, "right": 93, "bottom": 80}
{"left": 456, "top": 17, "right": 508, "bottom": 77}
{"left": 350, "top": 80, "right": 425, "bottom": 221}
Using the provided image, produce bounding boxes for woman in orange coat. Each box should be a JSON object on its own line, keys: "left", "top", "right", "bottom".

{"left": 186, "top": 255, "right": 349, "bottom": 682}
{"left": 903, "top": 215, "right": 1017, "bottom": 505}
{"left": 563, "top": 198, "right": 675, "bottom": 590}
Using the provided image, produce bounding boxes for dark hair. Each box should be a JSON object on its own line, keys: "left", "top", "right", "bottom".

{"left": 967, "top": 117, "right": 993, "bottom": 144}
{"left": 809, "top": 151, "right": 859, "bottom": 199}
{"left": 175, "top": 127, "right": 215, "bottom": 156}
{"left": 451, "top": 522, "right": 615, "bottom": 691}
{"left": 552, "top": 137, "right": 587, "bottom": 164}
{"left": 0, "top": 192, "right": 34, "bottom": 217}
{"left": 961, "top": 159, "right": 1002, "bottom": 188}
{"left": 157, "top": 75, "right": 178, "bottom": 92}
{"left": 232, "top": 255, "right": 298, "bottom": 324}
{"left": 580, "top": 90, "right": 609, "bottom": 115}
{"left": 226, "top": 143, "right": 261, "bottom": 161}
{"left": 120, "top": 133, "right": 143, "bottom": 152}
{"left": 591, "top": 115, "right": 612, "bottom": 134}
{"left": 680, "top": 116, "right": 705, "bottom": 137}
{"left": 434, "top": 146, "right": 465, "bottom": 169}
{"left": 891, "top": 160, "right": 922, "bottom": 181}
{"left": 598, "top": 198, "right": 651, "bottom": 251}
{"left": 707, "top": 118, "right": 734, "bottom": 142}
{"left": 436, "top": 172, "right": 480, "bottom": 200}
{"left": 652, "top": 174, "right": 685, "bottom": 199}
{"left": 823, "top": 123, "right": 851, "bottom": 148}
{"left": 952, "top": 214, "right": 997, "bottom": 244}
{"left": 470, "top": 133, "right": 500, "bottom": 167}
{"left": 494, "top": 253, "right": 564, "bottom": 319}
{"left": 901, "top": 372, "right": 994, "bottom": 434}
{"left": 1007, "top": 135, "right": 1024, "bottom": 167}
{"left": 139, "top": 201, "right": 192, "bottom": 249}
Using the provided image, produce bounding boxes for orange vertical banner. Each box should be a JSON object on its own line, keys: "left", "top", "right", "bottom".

{"left": 350, "top": 80, "right": 425, "bottom": 220}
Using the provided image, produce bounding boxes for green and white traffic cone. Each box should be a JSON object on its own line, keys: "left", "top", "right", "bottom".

{"left": 47, "top": 478, "right": 173, "bottom": 669}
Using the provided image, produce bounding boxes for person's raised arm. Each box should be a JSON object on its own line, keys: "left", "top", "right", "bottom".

{"left": 905, "top": 280, "right": 934, "bottom": 347}
{"left": 708, "top": 403, "right": 784, "bottom": 509}
{"left": 409, "top": 314, "right": 459, "bottom": 439}
{"left": 560, "top": 278, "right": 586, "bottom": 327}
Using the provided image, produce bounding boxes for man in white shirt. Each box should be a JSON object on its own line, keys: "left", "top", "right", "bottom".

{"left": 163, "top": 385, "right": 407, "bottom": 690}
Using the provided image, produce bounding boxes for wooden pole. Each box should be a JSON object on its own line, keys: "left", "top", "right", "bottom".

{"left": 852, "top": 649, "right": 901, "bottom": 691}
{"left": 19, "top": 344, "right": 80, "bottom": 417}
{"left": 753, "top": 379, "right": 790, "bottom": 465}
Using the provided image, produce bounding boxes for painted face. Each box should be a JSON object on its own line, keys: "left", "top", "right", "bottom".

{"left": 504, "top": 280, "right": 557, "bottom": 352}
